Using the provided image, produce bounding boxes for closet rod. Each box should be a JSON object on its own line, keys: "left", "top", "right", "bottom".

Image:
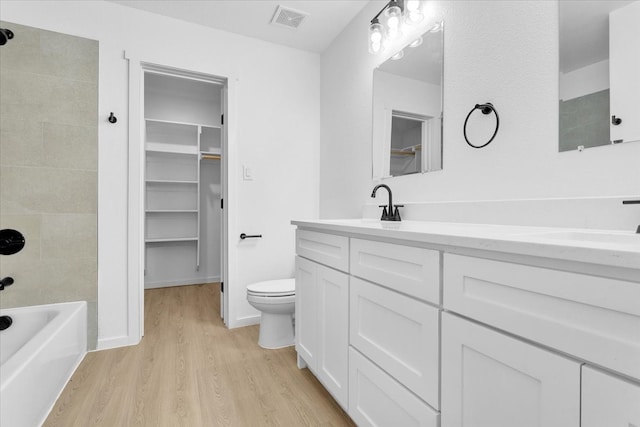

{"left": 201, "top": 154, "right": 221, "bottom": 160}
{"left": 390, "top": 150, "right": 416, "bottom": 157}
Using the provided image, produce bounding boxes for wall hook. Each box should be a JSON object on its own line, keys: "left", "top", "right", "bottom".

{"left": 108, "top": 112, "right": 117, "bottom": 124}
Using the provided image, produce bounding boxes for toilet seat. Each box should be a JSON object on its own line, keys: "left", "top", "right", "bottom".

{"left": 246, "top": 279, "right": 295, "bottom": 297}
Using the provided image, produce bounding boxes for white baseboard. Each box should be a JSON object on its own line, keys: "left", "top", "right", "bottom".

{"left": 96, "top": 334, "right": 141, "bottom": 351}
{"left": 229, "top": 314, "right": 261, "bottom": 329}
{"left": 144, "top": 275, "right": 221, "bottom": 289}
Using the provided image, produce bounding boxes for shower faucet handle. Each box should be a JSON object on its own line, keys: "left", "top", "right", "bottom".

{"left": 0, "top": 276, "right": 14, "bottom": 290}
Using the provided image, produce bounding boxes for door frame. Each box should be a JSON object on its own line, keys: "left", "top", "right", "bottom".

{"left": 126, "top": 52, "right": 237, "bottom": 343}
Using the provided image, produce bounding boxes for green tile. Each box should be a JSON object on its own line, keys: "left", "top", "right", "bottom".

{"left": 0, "top": 166, "right": 97, "bottom": 214}
{"left": 41, "top": 214, "right": 97, "bottom": 260}
{"left": 42, "top": 122, "right": 97, "bottom": 170}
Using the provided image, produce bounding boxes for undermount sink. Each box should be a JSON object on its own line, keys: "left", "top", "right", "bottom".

{"left": 524, "top": 231, "right": 640, "bottom": 246}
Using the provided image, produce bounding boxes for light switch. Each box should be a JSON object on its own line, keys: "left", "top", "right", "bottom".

{"left": 243, "top": 165, "right": 253, "bottom": 181}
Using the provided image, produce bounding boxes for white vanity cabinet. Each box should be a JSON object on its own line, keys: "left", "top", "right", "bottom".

{"left": 293, "top": 219, "right": 640, "bottom": 427}
{"left": 295, "top": 230, "right": 349, "bottom": 408}
{"left": 295, "top": 229, "right": 442, "bottom": 421}
{"left": 441, "top": 313, "right": 581, "bottom": 427}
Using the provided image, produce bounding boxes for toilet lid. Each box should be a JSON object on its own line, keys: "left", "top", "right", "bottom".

{"left": 247, "top": 279, "right": 295, "bottom": 296}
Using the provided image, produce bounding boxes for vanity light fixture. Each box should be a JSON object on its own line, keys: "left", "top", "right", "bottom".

{"left": 368, "top": 0, "right": 427, "bottom": 54}
{"left": 384, "top": 1, "right": 403, "bottom": 39}
{"left": 405, "top": 0, "right": 424, "bottom": 24}
{"left": 369, "top": 21, "right": 385, "bottom": 54}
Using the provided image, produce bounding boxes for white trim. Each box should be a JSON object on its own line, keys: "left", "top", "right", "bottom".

{"left": 230, "top": 314, "right": 261, "bottom": 329}
{"left": 145, "top": 276, "right": 221, "bottom": 289}
{"left": 126, "top": 50, "right": 237, "bottom": 346}
{"left": 126, "top": 53, "right": 144, "bottom": 345}
{"left": 96, "top": 335, "right": 140, "bottom": 351}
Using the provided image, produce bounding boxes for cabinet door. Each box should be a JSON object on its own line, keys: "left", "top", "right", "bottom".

{"left": 349, "top": 348, "right": 439, "bottom": 427}
{"left": 441, "top": 313, "right": 581, "bottom": 427}
{"left": 582, "top": 366, "right": 640, "bottom": 427}
{"left": 295, "top": 256, "right": 317, "bottom": 370}
{"left": 317, "top": 264, "right": 349, "bottom": 408}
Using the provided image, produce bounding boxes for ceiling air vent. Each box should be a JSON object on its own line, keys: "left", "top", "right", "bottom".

{"left": 270, "top": 5, "right": 308, "bottom": 30}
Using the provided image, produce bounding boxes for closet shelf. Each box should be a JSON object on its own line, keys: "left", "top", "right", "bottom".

{"left": 146, "top": 144, "right": 198, "bottom": 155}
{"left": 145, "top": 210, "right": 198, "bottom": 213}
{"left": 145, "top": 118, "right": 222, "bottom": 129}
{"left": 145, "top": 237, "right": 198, "bottom": 243}
{"left": 146, "top": 179, "right": 198, "bottom": 185}
{"left": 201, "top": 148, "right": 221, "bottom": 155}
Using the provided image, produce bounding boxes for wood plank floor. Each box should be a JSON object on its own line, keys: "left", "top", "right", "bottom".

{"left": 44, "top": 283, "right": 355, "bottom": 426}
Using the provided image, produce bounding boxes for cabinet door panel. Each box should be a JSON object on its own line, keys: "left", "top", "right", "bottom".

{"left": 441, "top": 313, "right": 581, "bottom": 427}
{"left": 582, "top": 366, "right": 640, "bottom": 427}
{"left": 317, "top": 264, "right": 349, "bottom": 408}
{"left": 349, "top": 348, "right": 439, "bottom": 427}
{"left": 350, "top": 277, "right": 439, "bottom": 408}
{"left": 295, "top": 256, "right": 317, "bottom": 369}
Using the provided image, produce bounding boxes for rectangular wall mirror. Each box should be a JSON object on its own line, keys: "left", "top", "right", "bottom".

{"left": 372, "top": 22, "right": 443, "bottom": 178}
{"left": 559, "top": 1, "right": 640, "bottom": 152}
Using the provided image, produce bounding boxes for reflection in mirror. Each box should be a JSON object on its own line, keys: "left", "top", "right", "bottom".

{"left": 372, "top": 23, "right": 443, "bottom": 178}
{"left": 390, "top": 111, "right": 428, "bottom": 176}
{"left": 559, "top": 1, "right": 640, "bottom": 152}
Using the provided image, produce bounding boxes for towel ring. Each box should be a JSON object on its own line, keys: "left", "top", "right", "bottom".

{"left": 463, "top": 103, "right": 499, "bottom": 149}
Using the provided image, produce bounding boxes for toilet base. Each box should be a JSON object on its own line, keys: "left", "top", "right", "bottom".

{"left": 258, "top": 312, "right": 295, "bottom": 349}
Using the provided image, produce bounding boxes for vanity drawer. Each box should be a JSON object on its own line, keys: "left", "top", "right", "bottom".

{"left": 349, "top": 347, "right": 439, "bottom": 427}
{"left": 350, "top": 277, "right": 439, "bottom": 408}
{"left": 350, "top": 238, "right": 440, "bottom": 304}
{"left": 443, "top": 253, "right": 640, "bottom": 380}
{"left": 296, "top": 229, "right": 349, "bottom": 272}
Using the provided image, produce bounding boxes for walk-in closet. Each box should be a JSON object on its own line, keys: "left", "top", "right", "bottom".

{"left": 143, "top": 70, "right": 225, "bottom": 289}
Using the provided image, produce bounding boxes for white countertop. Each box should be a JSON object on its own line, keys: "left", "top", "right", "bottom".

{"left": 292, "top": 219, "right": 640, "bottom": 270}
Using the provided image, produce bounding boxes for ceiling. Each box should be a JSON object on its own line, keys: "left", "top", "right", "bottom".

{"left": 107, "top": 0, "right": 371, "bottom": 53}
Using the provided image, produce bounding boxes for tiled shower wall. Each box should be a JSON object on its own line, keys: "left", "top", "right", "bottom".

{"left": 0, "top": 21, "right": 98, "bottom": 348}
{"left": 559, "top": 89, "right": 610, "bottom": 152}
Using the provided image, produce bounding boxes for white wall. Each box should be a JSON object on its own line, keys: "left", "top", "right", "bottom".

{"left": 560, "top": 59, "right": 609, "bottom": 101}
{"left": 321, "top": 0, "right": 640, "bottom": 228}
{"left": 1, "top": 0, "right": 320, "bottom": 347}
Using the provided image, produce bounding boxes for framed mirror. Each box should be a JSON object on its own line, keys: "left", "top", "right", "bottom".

{"left": 372, "top": 22, "right": 443, "bottom": 178}
{"left": 559, "top": 1, "right": 640, "bottom": 152}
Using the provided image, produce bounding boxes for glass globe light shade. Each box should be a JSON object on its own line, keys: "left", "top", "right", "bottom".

{"left": 384, "top": 4, "right": 402, "bottom": 38}
{"left": 369, "top": 22, "right": 385, "bottom": 54}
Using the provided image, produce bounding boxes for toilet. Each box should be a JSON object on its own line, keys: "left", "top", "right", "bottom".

{"left": 246, "top": 279, "right": 295, "bottom": 349}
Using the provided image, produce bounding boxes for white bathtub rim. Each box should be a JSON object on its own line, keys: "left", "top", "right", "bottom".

{"left": 38, "top": 344, "right": 86, "bottom": 426}
{"left": 0, "top": 301, "right": 87, "bottom": 392}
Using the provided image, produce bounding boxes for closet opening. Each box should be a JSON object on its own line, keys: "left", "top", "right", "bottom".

{"left": 141, "top": 65, "right": 228, "bottom": 325}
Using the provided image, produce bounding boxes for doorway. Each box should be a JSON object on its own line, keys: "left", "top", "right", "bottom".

{"left": 135, "top": 63, "right": 229, "bottom": 331}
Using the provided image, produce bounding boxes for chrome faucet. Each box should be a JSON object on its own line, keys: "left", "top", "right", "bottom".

{"left": 371, "top": 184, "right": 403, "bottom": 221}
{"left": 622, "top": 199, "right": 640, "bottom": 233}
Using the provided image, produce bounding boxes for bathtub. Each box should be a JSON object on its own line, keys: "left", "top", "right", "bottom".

{"left": 0, "top": 302, "right": 87, "bottom": 427}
